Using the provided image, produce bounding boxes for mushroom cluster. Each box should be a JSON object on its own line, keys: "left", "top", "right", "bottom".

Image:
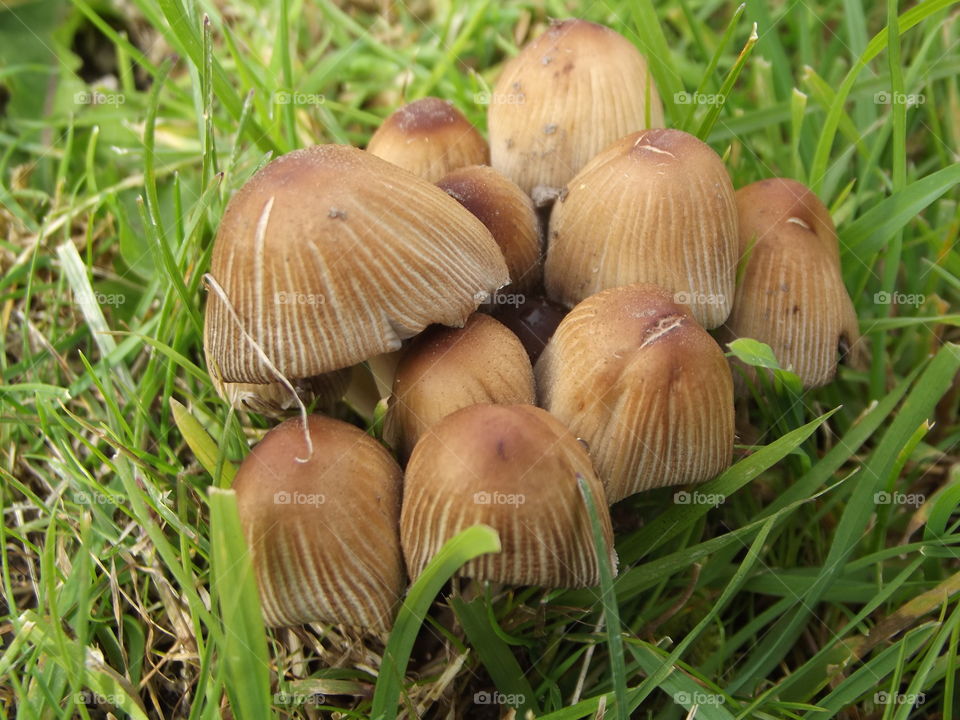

{"left": 203, "top": 18, "right": 860, "bottom": 632}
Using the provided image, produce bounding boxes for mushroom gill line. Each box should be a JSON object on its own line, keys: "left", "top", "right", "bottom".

{"left": 640, "top": 315, "right": 684, "bottom": 348}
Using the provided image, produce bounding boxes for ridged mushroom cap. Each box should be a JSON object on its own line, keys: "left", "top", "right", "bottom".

{"left": 722, "top": 178, "right": 861, "bottom": 388}
{"left": 544, "top": 129, "right": 738, "bottom": 328}
{"left": 383, "top": 313, "right": 535, "bottom": 459}
{"left": 489, "top": 19, "right": 664, "bottom": 202}
{"left": 401, "top": 404, "right": 616, "bottom": 587}
{"left": 204, "top": 144, "right": 509, "bottom": 385}
{"left": 437, "top": 165, "right": 542, "bottom": 293}
{"left": 536, "top": 284, "right": 734, "bottom": 503}
{"left": 208, "top": 365, "right": 350, "bottom": 417}
{"left": 233, "top": 415, "right": 405, "bottom": 631}
{"left": 366, "top": 97, "right": 489, "bottom": 182}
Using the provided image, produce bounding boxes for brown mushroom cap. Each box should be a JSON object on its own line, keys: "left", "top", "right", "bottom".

{"left": 489, "top": 19, "right": 664, "bottom": 202}
{"left": 536, "top": 283, "right": 734, "bottom": 503}
{"left": 437, "top": 165, "right": 542, "bottom": 293}
{"left": 233, "top": 415, "right": 405, "bottom": 631}
{"left": 366, "top": 97, "right": 489, "bottom": 182}
{"left": 722, "top": 178, "right": 861, "bottom": 388}
{"left": 544, "top": 129, "right": 738, "bottom": 329}
{"left": 384, "top": 313, "right": 535, "bottom": 459}
{"left": 204, "top": 144, "right": 509, "bottom": 387}
{"left": 401, "top": 403, "right": 615, "bottom": 587}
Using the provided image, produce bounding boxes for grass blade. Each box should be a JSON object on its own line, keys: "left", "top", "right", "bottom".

{"left": 371, "top": 525, "right": 501, "bottom": 720}
{"left": 578, "top": 475, "right": 627, "bottom": 720}
{"left": 450, "top": 595, "right": 539, "bottom": 716}
{"left": 208, "top": 488, "right": 272, "bottom": 720}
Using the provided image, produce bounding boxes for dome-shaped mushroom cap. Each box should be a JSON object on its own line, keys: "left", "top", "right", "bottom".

{"left": 401, "top": 404, "right": 616, "bottom": 588}
{"left": 233, "top": 415, "right": 405, "bottom": 631}
{"left": 366, "top": 97, "right": 489, "bottom": 182}
{"left": 204, "top": 144, "right": 509, "bottom": 385}
{"left": 544, "top": 129, "right": 738, "bottom": 328}
{"left": 722, "top": 178, "right": 861, "bottom": 388}
{"left": 384, "top": 313, "right": 535, "bottom": 459}
{"left": 536, "top": 284, "right": 734, "bottom": 503}
{"left": 437, "top": 165, "right": 542, "bottom": 293}
{"left": 489, "top": 18, "right": 664, "bottom": 201}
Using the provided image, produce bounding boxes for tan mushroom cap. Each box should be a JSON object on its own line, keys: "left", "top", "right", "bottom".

{"left": 233, "top": 415, "right": 405, "bottom": 631}
{"left": 208, "top": 365, "right": 350, "bottom": 417}
{"left": 437, "top": 165, "right": 542, "bottom": 293}
{"left": 384, "top": 313, "right": 535, "bottom": 459}
{"left": 204, "top": 144, "right": 509, "bottom": 386}
{"left": 401, "top": 404, "right": 616, "bottom": 587}
{"left": 366, "top": 97, "right": 489, "bottom": 182}
{"left": 544, "top": 129, "right": 738, "bottom": 328}
{"left": 536, "top": 283, "right": 734, "bottom": 503}
{"left": 489, "top": 18, "right": 664, "bottom": 202}
{"left": 722, "top": 178, "right": 861, "bottom": 388}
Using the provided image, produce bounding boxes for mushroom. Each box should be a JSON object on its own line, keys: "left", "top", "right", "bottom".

{"left": 544, "top": 129, "right": 738, "bottom": 329}
{"left": 204, "top": 144, "right": 509, "bottom": 411}
{"left": 383, "top": 313, "right": 535, "bottom": 460}
{"left": 208, "top": 368, "right": 350, "bottom": 418}
{"left": 488, "top": 19, "right": 663, "bottom": 205}
{"left": 436, "top": 165, "right": 542, "bottom": 294}
{"left": 536, "top": 283, "right": 734, "bottom": 503}
{"left": 232, "top": 414, "right": 405, "bottom": 630}
{"left": 401, "top": 404, "right": 616, "bottom": 587}
{"left": 491, "top": 294, "right": 567, "bottom": 365}
{"left": 366, "top": 97, "right": 489, "bottom": 182}
{"left": 721, "top": 178, "right": 861, "bottom": 388}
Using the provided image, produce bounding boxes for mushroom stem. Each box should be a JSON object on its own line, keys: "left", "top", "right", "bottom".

{"left": 343, "top": 364, "right": 381, "bottom": 422}
{"left": 203, "top": 272, "right": 313, "bottom": 461}
{"left": 367, "top": 350, "right": 402, "bottom": 398}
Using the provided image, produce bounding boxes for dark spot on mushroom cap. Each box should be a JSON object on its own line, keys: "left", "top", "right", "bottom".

{"left": 496, "top": 438, "right": 507, "bottom": 459}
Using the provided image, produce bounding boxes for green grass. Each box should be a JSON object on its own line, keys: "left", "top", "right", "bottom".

{"left": 2, "top": 0, "right": 960, "bottom": 718}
